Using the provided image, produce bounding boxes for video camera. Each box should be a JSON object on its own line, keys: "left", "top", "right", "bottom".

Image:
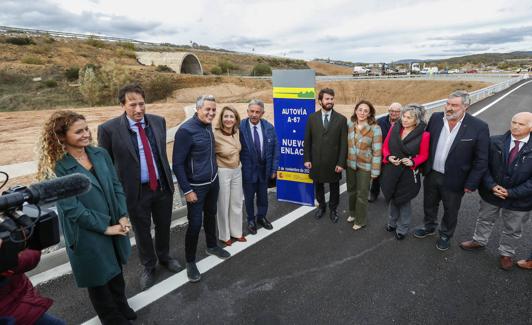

{"left": 0, "top": 173, "right": 91, "bottom": 273}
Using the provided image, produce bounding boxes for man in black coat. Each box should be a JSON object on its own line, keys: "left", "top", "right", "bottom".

{"left": 369, "top": 102, "right": 402, "bottom": 202}
{"left": 98, "top": 83, "right": 182, "bottom": 290}
{"left": 414, "top": 90, "right": 489, "bottom": 251}
{"left": 460, "top": 112, "right": 532, "bottom": 270}
{"left": 304, "top": 88, "right": 347, "bottom": 223}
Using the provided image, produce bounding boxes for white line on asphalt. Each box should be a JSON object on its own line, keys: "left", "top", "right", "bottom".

{"left": 472, "top": 79, "right": 532, "bottom": 117}
{"left": 82, "top": 184, "right": 347, "bottom": 324}
{"left": 30, "top": 215, "right": 188, "bottom": 286}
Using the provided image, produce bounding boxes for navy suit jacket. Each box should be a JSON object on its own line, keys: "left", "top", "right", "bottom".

{"left": 240, "top": 118, "right": 280, "bottom": 183}
{"left": 479, "top": 131, "right": 532, "bottom": 211}
{"left": 424, "top": 112, "right": 490, "bottom": 192}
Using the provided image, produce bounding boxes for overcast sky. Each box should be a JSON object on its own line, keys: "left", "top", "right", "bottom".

{"left": 1, "top": 0, "right": 531, "bottom": 62}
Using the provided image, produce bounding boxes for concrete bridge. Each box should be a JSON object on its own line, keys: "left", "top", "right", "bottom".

{"left": 136, "top": 51, "right": 203, "bottom": 75}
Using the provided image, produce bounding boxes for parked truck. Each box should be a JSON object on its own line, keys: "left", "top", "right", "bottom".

{"left": 352, "top": 66, "right": 369, "bottom": 76}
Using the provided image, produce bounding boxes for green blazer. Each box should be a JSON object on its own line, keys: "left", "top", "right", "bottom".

{"left": 55, "top": 146, "right": 131, "bottom": 288}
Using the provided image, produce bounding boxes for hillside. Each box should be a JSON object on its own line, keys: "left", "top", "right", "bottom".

{"left": 0, "top": 35, "right": 307, "bottom": 111}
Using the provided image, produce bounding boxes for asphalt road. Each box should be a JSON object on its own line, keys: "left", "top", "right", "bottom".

{"left": 38, "top": 80, "right": 532, "bottom": 324}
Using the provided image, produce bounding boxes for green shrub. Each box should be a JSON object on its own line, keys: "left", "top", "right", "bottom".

{"left": 79, "top": 66, "right": 102, "bottom": 106}
{"left": 116, "top": 48, "right": 136, "bottom": 58}
{"left": 5, "top": 37, "right": 35, "bottom": 45}
{"left": 44, "top": 37, "right": 56, "bottom": 43}
{"left": 218, "top": 60, "right": 238, "bottom": 74}
{"left": 251, "top": 63, "right": 272, "bottom": 76}
{"left": 43, "top": 80, "right": 58, "bottom": 88}
{"left": 85, "top": 36, "right": 106, "bottom": 48}
{"left": 117, "top": 41, "right": 135, "bottom": 50}
{"left": 64, "top": 67, "right": 80, "bottom": 82}
{"left": 21, "top": 56, "right": 44, "bottom": 65}
{"left": 156, "top": 65, "right": 174, "bottom": 73}
{"left": 210, "top": 66, "right": 223, "bottom": 75}
{"left": 144, "top": 75, "right": 176, "bottom": 102}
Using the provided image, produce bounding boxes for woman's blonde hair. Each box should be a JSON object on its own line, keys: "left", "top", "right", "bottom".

{"left": 216, "top": 106, "right": 241, "bottom": 134}
{"left": 36, "top": 110, "right": 88, "bottom": 180}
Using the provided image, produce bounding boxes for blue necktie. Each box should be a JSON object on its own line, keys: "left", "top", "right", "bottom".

{"left": 253, "top": 126, "right": 262, "bottom": 160}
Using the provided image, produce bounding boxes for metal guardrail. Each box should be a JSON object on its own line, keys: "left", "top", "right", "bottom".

{"left": 422, "top": 74, "right": 527, "bottom": 112}
{"left": 243, "top": 73, "right": 523, "bottom": 82}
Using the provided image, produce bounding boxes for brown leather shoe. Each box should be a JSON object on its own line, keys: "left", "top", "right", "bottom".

{"left": 517, "top": 259, "right": 532, "bottom": 270}
{"left": 499, "top": 255, "right": 513, "bottom": 271}
{"left": 459, "top": 240, "right": 485, "bottom": 251}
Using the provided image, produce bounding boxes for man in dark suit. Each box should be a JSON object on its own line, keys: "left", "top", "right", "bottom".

{"left": 460, "top": 112, "right": 532, "bottom": 270}
{"left": 304, "top": 88, "right": 347, "bottom": 223}
{"left": 414, "top": 90, "right": 489, "bottom": 251}
{"left": 369, "top": 102, "right": 402, "bottom": 202}
{"left": 98, "top": 83, "right": 182, "bottom": 290}
{"left": 240, "top": 99, "right": 280, "bottom": 235}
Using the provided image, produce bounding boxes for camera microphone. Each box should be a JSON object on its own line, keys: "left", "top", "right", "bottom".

{"left": 0, "top": 173, "right": 91, "bottom": 211}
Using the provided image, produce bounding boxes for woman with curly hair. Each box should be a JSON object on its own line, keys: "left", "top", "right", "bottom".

{"left": 37, "top": 110, "right": 135, "bottom": 325}
{"left": 346, "top": 100, "right": 382, "bottom": 230}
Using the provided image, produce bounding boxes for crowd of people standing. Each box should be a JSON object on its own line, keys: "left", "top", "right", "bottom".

{"left": 26, "top": 83, "right": 530, "bottom": 324}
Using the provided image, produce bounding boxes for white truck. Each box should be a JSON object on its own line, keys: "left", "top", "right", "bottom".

{"left": 352, "top": 66, "right": 369, "bottom": 76}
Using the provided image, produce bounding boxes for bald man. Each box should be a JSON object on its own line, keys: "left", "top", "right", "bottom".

{"left": 460, "top": 112, "right": 532, "bottom": 270}
{"left": 369, "top": 102, "right": 402, "bottom": 202}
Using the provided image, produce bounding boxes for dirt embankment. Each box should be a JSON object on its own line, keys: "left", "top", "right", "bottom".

{"left": 307, "top": 61, "right": 353, "bottom": 75}
{"left": 0, "top": 78, "right": 490, "bottom": 189}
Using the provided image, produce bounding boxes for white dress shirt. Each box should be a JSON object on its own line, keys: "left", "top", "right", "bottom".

{"left": 322, "top": 110, "right": 331, "bottom": 126}
{"left": 510, "top": 134, "right": 529, "bottom": 152}
{"left": 433, "top": 115, "right": 465, "bottom": 173}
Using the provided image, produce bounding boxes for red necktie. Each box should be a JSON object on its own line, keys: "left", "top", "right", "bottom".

{"left": 136, "top": 122, "right": 158, "bottom": 191}
{"left": 508, "top": 140, "right": 520, "bottom": 166}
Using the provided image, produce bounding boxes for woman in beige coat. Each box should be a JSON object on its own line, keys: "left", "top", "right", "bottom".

{"left": 214, "top": 106, "right": 246, "bottom": 246}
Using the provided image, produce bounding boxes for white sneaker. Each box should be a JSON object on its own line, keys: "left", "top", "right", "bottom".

{"left": 347, "top": 216, "right": 355, "bottom": 223}
{"left": 352, "top": 224, "right": 364, "bottom": 231}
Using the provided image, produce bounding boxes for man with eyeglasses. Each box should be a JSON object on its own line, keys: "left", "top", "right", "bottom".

{"left": 369, "top": 102, "right": 402, "bottom": 202}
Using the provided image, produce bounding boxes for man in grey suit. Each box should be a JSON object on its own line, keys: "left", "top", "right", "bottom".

{"left": 304, "top": 88, "right": 348, "bottom": 223}
{"left": 98, "top": 83, "right": 182, "bottom": 291}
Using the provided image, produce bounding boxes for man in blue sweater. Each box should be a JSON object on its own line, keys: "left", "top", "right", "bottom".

{"left": 172, "top": 95, "right": 231, "bottom": 282}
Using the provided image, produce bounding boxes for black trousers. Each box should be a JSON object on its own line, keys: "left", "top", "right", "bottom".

{"left": 423, "top": 171, "right": 464, "bottom": 238}
{"left": 87, "top": 273, "right": 130, "bottom": 325}
{"left": 315, "top": 181, "right": 340, "bottom": 211}
{"left": 185, "top": 178, "right": 219, "bottom": 263}
{"left": 128, "top": 184, "right": 173, "bottom": 269}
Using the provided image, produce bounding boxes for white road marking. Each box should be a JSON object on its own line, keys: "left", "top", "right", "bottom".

{"left": 82, "top": 184, "right": 347, "bottom": 324}
{"left": 30, "top": 216, "right": 188, "bottom": 286}
{"left": 472, "top": 80, "right": 532, "bottom": 117}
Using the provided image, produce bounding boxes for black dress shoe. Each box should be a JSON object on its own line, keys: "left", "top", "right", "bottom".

{"left": 314, "top": 207, "right": 326, "bottom": 219}
{"left": 206, "top": 246, "right": 231, "bottom": 259}
{"left": 385, "top": 225, "right": 396, "bottom": 232}
{"left": 368, "top": 192, "right": 378, "bottom": 203}
{"left": 160, "top": 258, "right": 184, "bottom": 273}
{"left": 257, "top": 217, "right": 273, "bottom": 230}
{"left": 118, "top": 305, "right": 137, "bottom": 320}
{"left": 186, "top": 262, "right": 201, "bottom": 283}
{"left": 395, "top": 233, "right": 405, "bottom": 240}
{"left": 247, "top": 222, "right": 257, "bottom": 235}
{"left": 329, "top": 210, "right": 339, "bottom": 223}
{"left": 139, "top": 268, "right": 156, "bottom": 291}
